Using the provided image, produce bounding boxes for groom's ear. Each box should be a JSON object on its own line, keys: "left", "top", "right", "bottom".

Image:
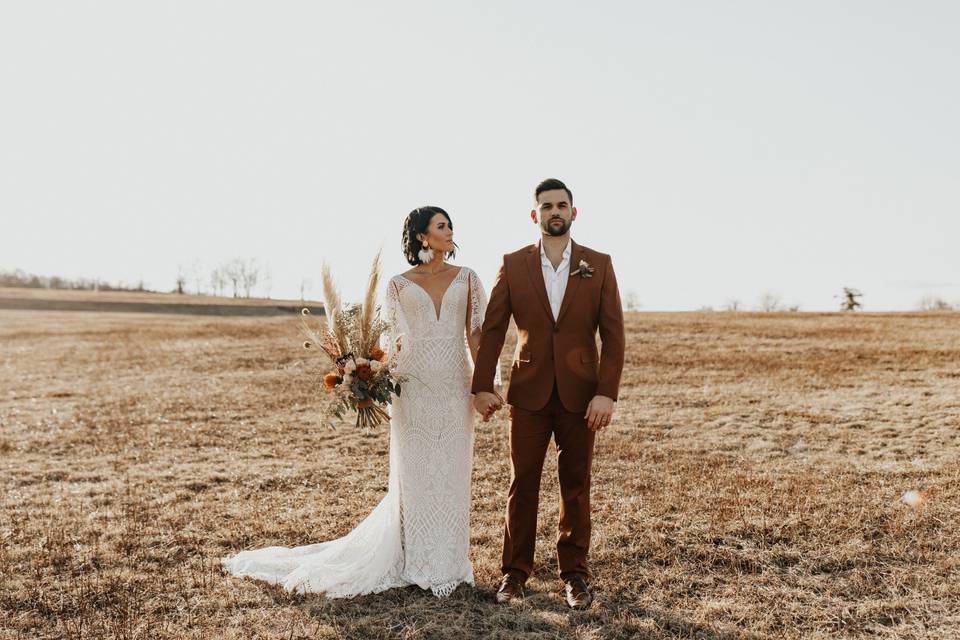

{"left": 530, "top": 209, "right": 538, "bottom": 223}
{"left": 571, "top": 206, "right": 578, "bottom": 221}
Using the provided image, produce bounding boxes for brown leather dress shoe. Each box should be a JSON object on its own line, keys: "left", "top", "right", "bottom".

{"left": 495, "top": 574, "right": 525, "bottom": 604}
{"left": 563, "top": 576, "right": 593, "bottom": 609}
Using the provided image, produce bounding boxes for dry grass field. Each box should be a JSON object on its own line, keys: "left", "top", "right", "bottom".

{"left": 1, "top": 303, "right": 958, "bottom": 639}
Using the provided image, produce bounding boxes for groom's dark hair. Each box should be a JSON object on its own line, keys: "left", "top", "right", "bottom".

{"left": 535, "top": 178, "right": 573, "bottom": 205}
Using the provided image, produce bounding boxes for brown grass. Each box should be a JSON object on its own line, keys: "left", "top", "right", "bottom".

{"left": 1, "top": 307, "right": 958, "bottom": 639}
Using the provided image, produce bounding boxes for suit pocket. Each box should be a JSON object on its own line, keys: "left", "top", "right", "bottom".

{"left": 517, "top": 348, "right": 532, "bottom": 364}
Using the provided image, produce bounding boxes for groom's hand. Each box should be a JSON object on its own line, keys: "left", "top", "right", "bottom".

{"left": 585, "top": 395, "right": 615, "bottom": 431}
{"left": 474, "top": 391, "right": 503, "bottom": 422}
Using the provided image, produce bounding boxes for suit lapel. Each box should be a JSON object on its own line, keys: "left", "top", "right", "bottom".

{"left": 525, "top": 242, "right": 555, "bottom": 324}
{"left": 555, "top": 240, "right": 585, "bottom": 326}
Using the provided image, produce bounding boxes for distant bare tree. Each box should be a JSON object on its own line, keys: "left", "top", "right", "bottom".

{"left": 259, "top": 265, "right": 272, "bottom": 299}
{"left": 917, "top": 295, "right": 953, "bottom": 311}
{"left": 239, "top": 259, "right": 260, "bottom": 298}
{"left": 300, "top": 277, "right": 312, "bottom": 302}
{"left": 758, "top": 291, "right": 782, "bottom": 312}
{"left": 209, "top": 267, "right": 226, "bottom": 297}
{"left": 623, "top": 289, "right": 641, "bottom": 312}
{"left": 224, "top": 260, "right": 242, "bottom": 298}
{"left": 175, "top": 265, "right": 187, "bottom": 295}
{"left": 722, "top": 299, "right": 742, "bottom": 312}
{"left": 838, "top": 287, "right": 862, "bottom": 311}
{"left": 190, "top": 260, "right": 204, "bottom": 295}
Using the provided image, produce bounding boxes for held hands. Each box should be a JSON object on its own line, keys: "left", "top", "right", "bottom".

{"left": 585, "top": 395, "right": 615, "bottom": 431}
{"left": 473, "top": 391, "right": 503, "bottom": 422}
{"left": 474, "top": 391, "right": 611, "bottom": 427}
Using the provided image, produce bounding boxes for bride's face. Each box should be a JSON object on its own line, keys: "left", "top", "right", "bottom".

{"left": 418, "top": 213, "right": 455, "bottom": 254}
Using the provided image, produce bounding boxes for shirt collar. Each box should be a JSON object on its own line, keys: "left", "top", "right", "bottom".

{"left": 539, "top": 237, "right": 573, "bottom": 264}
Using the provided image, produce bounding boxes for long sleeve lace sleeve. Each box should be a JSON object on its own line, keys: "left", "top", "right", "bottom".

{"left": 385, "top": 277, "right": 407, "bottom": 368}
{"left": 467, "top": 269, "right": 487, "bottom": 337}
{"left": 466, "top": 268, "right": 501, "bottom": 387}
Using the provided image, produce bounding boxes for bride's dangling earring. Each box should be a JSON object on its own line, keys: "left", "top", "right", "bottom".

{"left": 418, "top": 240, "right": 435, "bottom": 264}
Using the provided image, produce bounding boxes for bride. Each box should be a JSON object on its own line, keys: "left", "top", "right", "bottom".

{"left": 223, "top": 206, "right": 496, "bottom": 598}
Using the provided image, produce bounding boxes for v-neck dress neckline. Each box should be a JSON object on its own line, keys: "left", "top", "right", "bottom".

{"left": 398, "top": 267, "right": 465, "bottom": 322}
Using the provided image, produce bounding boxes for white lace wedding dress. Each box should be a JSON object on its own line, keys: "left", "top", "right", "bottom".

{"left": 223, "top": 266, "right": 489, "bottom": 598}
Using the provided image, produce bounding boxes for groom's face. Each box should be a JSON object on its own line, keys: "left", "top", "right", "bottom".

{"left": 532, "top": 189, "right": 577, "bottom": 237}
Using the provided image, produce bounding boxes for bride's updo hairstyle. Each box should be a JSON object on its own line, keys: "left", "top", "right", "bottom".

{"left": 401, "top": 206, "right": 459, "bottom": 266}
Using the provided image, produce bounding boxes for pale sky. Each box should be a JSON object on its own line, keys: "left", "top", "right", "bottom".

{"left": 2, "top": 1, "right": 958, "bottom": 310}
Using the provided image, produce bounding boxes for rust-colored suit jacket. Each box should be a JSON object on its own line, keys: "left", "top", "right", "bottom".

{"left": 471, "top": 240, "right": 626, "bottom": 413}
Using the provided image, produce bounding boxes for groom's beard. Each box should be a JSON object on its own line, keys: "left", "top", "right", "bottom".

{"left": 542, "top": 218, "right": 571, "bottom": 237}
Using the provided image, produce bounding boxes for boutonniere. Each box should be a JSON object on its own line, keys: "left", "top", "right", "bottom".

{"left": 570, "top": 259, "right": 595, "bottom": 279}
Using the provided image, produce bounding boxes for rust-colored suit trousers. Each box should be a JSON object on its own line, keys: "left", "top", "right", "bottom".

{"left": 503, "top": 383, "right": 596, "bottom": 582}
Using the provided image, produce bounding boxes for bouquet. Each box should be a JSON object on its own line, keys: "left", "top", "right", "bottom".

{"left": 300, "top": 250, "right": 403, "bottom": 428}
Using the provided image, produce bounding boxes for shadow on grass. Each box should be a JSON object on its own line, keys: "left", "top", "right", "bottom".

{"left": 253, "top": 580, "right": 745, "bottom": 640}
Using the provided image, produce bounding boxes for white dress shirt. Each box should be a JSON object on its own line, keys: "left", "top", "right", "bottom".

{"left": 540, "top": 238, "right": 572, "bottom": 320}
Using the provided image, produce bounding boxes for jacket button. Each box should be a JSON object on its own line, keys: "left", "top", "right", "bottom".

{"left": 553, "top": 326, "right": 559, "bottom": 333}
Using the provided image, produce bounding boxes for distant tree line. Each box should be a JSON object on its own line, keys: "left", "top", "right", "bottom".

{"left": 706, "top": 292, "right": 800, "bottom": 312}
{"left": 711, "top": 288, "right": 956, "bottom": 312}
{"left": 5, "top": 268, "right": 955, "bottom": 309}
{"left": 0, "top": 269, "right": 150, "bottom": 292}
{"left": 178, "top": 258, "right": 270, "bottom": 298}
{"left": 916, "top": 295, "right": 955, "bottom": 311}
{"left": 1, "top": 258, "right": 272, "bottom": 299}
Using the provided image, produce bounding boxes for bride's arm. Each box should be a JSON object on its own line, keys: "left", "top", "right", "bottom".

{"left": 465, "top": 271, "right": 482, "bottom": 366}
{"left": 465, "top": 269, "right": 501, "bottom": 388}
{"left": 386, "top": 278, "right": 406, "bottom": 364}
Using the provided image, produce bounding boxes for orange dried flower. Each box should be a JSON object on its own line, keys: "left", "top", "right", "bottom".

{"left": 369, "top": 346, "right": 386, "bottom": 362}
{"left": 323, "top": 372, "right": 340, "bottom": 390}
{"left": 356, "top": 363, "right": 373, "bottom": 381}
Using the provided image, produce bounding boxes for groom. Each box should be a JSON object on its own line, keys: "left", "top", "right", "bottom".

{"left": 472, "top": 178, "right": 625, "bottom": 609}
